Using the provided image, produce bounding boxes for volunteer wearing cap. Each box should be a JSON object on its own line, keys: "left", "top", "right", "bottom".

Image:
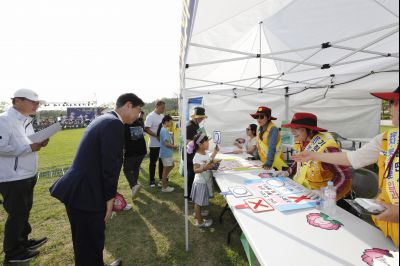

{"left": 251, "top": 106, "right": 287, "bottom": 170}
{"left": 185, "top": 107, "right": 208, "bottom": 198}
{"left": 280, "top": 113, "right": 352, "bottom": 201}
{"left": 293, "top": 88, "right": 399, "bottom": 247}
{"left": 0, "top": 89, "right": 49, "bottom": 263}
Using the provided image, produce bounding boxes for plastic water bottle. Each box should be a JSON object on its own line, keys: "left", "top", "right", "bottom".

{"left": 323, "top": 181, "right": 337, "bottom": 218}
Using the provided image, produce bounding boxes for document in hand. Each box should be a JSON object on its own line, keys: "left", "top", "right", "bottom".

{"left": 28, "top": 122, "right": 62, "bottom": 143}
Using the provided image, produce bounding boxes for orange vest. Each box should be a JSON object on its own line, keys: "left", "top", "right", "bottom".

{"left": 373, "top": 128, "right": 399, "bottom": 247}
{"left": 293, "top": 132, "right": 351, "bottom": 200}
{"left": 257, "top": 122, "right": 287, "bottom": 170}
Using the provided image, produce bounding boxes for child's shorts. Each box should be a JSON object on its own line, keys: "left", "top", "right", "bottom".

{"left": 161, "top": 157, "right": 174, "bottom": 167}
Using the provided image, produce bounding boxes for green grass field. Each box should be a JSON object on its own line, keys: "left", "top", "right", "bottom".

{"left": 0, "top": 129, "right": 249, "bottom": 266}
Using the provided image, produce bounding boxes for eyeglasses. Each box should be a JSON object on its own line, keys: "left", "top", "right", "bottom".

{"left": 20, "top": 98, "right": 40, "bottom": 106}
{"left": 256, "top": 116, "right": 267, "bottom": 120}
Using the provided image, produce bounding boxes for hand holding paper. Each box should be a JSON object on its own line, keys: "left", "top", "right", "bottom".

{"left": 28, "top": 123, "right": 62, "bottom": 143}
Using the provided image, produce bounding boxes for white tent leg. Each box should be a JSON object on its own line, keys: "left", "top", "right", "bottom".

{"left": 181, "top": 88, "right": 190, "bottom": 252}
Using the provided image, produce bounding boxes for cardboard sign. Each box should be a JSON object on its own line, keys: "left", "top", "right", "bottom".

{"left": 244, "top": 198, "right": 274, "bottom": 213}
{"left": 229, "top": 186, "right": 253, "bottom": 198}
{"left": 213, "top": 131, "right": 222, "bottom": 145}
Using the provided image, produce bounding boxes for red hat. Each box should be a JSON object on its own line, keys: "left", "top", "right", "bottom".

{"left": 282, "top": 113, "right": 327, "bottom": 132}
{"left": 371, "top": 87, "right": 399, "bottom": 101}
{"left": 250, "top": 106, "right": 277, "bottom": 120}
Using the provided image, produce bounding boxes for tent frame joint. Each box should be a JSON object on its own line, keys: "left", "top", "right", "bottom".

{"left": 321, "top": 64, "right": 331, "bottom": 69}
{"left": 321, "top": 42, "right": 332, "bottom": 49}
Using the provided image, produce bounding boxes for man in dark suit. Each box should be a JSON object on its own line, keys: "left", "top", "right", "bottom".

{"left": 50, "top": 93, "right": 144, "bottom": 266}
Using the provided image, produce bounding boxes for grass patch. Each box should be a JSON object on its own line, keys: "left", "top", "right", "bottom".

{"left": 0, "top": 129, "right": 249, "bottom": 266}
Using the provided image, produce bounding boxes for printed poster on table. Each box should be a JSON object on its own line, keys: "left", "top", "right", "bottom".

{"left": 244, "top": 177, "right": 318, "bottom": 212}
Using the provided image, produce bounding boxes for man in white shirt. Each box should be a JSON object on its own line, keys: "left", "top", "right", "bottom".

{"left": 0, "top": 89, "right": 49, "bottom": 264}
{"left": 145, "top": 101, "right": 165, "bottom": 187}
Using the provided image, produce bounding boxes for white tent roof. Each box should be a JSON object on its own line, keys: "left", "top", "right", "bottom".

{"left": 181, "top": 0, "right": 399, "bottom": 139}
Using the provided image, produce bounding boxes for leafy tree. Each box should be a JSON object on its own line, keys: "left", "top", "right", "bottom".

{"left": 381, "top": 100, "right": 391, "bottom": 120}
{"left": 142, "top": 97, "right": 179, "bottom": 117}
{"left": 0, "top": 102, "right": 10, "bottom": 113}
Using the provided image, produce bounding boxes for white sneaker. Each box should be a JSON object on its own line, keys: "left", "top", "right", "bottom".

{"left": 196, "top": 219, "right": 213, "bottom": 228}
{"left": 131, "top": 184, "right": 142, "bottom": 200}
{"left": 123, "top": 204, "right": 133, "bottom": 211}
{"left": 162, "top": 187, "right": 175, "bottom": 193}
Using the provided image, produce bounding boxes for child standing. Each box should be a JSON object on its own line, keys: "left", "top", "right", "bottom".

{"left": 158, "top": 115, "right": 177, "bottom": 193}
{"left": 190, "top": 133, "right": 219, "bottom": 228}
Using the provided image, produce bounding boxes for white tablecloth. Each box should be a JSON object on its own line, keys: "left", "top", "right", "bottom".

{"left": 214, "top": 154, "right": 397, "bottom": 266}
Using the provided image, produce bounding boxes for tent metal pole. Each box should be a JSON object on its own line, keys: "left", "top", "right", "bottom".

{"left": 186, "top": 83, "right": 224, "bottom": 90}
{"left": 182, "top": 85, "right": 190, "bottom": 252}
{"left": 259, "top": 21, "right": 263, "bottom": 89}
{"left": 331, "top": 27, "right": 399, "bottom": 65}
{"left": 191, "top": 43, "right": 254, "bottom": 56}
{"left": 284, "top": 48, "right": 323, "bottom": 74}
{"left": 263, "top": 74, "right": 335, "bottom": 86}
{"left": 373, "top": 0, "right": 399, "bottom": 18}
{"left": 262, "top": 79, "right": 323, "bottom": 90}
{"left": 188, "top": 53, "right": 322, "bottom": 68}
{"left": 189, "top": 56, "right": 254, "bottom": 67}
{"left": 285, "top": 87, "right": 290, "bottom": 121}
{"left": 261, "top": 55, "right": 321, "bottom": 67}
{"left": 191, "top": 42, "right": 321, "bottom": 57}
{"left": 333, "top": 22, "right": 398, "bottom": 44}
{"left": 186, "top": 76, "right": 258, "bottom": 85}
{"left": 262, "top": 45, "right": 322, "bottom": 57}
{"left": 262, "top": 48, "right": 323, "bottom": 89}
{"left": 335, "top": 55, "right": 392, "bottom": 66}
{"left": 188, "top": 79, "right": 260, "bottom": 91}
{"left": 331, "top": 44, "right": 399, "bottom": 58}
{"left": 306, "top": 76, "right": 333, "bottom": 88}
{"left": 264, "top": 66, "right": 320, "bottom": 77}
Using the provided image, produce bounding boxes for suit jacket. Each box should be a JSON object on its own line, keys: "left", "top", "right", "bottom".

{"left": 50, "top": 112, "right": 125, "bottom": 212}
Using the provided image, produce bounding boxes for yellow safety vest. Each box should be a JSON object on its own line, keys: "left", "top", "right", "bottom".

{"left": 373, "top": 128, "right": 399, "bottom": 247}
{"left": 293, "top": 132, "right": 350, "bottom": 199}
{"left": 257, "top": 122, "right": 287, "bottom": 170}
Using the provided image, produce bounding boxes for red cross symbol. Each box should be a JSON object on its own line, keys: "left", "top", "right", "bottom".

{"left": 288, "top": 195, "right": 311, "bottom": 203}
{"left": 243, "top": 198, "right": 274, "bottom": 213}
{"left": 248, "top": 199, "right": 270, "bottom": 209}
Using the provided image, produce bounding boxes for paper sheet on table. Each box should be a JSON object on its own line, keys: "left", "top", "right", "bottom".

{"left": 219, "top": 147, "right": 237, "bottom": 154}
{"left": 28, "top": 122, "right": 62, "bottom": 143}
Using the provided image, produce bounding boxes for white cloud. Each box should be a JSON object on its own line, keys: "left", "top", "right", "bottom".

{"left": 0, "top": 0, "right": 182, "bottom": 104}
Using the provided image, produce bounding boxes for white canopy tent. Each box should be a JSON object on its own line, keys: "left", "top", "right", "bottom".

{"left": 180, "top": 0, "right": 399, "bottom": 251}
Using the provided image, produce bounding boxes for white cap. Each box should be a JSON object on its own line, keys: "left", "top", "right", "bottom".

{"left": 13, "top": 89, "right": 45, "bottom": 104}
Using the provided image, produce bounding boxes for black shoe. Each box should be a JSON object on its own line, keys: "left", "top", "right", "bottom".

{"left": 105, "top": 259, "right": 122, "bottom": 266}
{"left": 5, "top": 249, "right": 40, "bottom": 263}
{"left": 24, "top": 237, "right": 48, "bottom": 250}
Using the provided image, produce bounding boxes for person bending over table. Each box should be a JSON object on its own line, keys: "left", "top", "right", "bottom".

{"left": 277, "top": 113, "right": 352, "bottom": 202}
{"left": 251, "top": 106, "right": 287, "bottom": 170}
{"left": 233, "top": 124, "right": 258, "bottom": 157}
{"left": 293, "top": 87, "right": 399, "bottom": 248}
